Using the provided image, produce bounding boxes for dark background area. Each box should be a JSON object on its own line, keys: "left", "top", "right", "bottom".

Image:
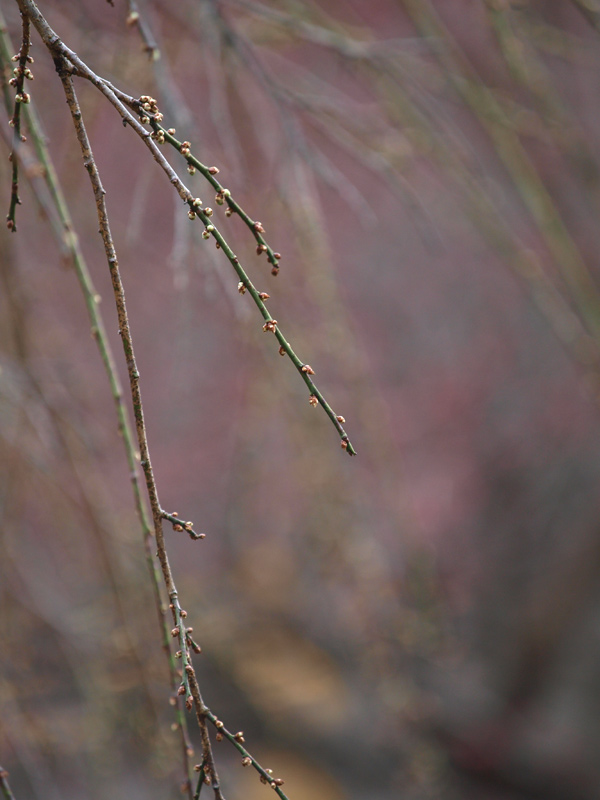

{"left": 3, "top": 1, "right": 600, "bottom": 798}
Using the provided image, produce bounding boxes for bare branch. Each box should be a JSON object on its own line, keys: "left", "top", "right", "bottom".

{"left": 6, "top": 11, "right": 31, "bottom": 232}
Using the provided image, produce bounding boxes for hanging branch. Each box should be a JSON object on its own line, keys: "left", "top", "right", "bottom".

{"left": 12, "top": 1, "right": 358, "bottom": 796}
{"left": 68, "top": 64, "right": 355, "bottom": 452}
{"left": 6, "top": 11, "right": 31, "bottom": 232}
{"left": 0, "top": 17, "right": 196, "bottom": 794}
{"left": 52, "top": 57, "right": 224, "bottom": 799}
{"left": 52, "top": 55, "right": 293, "bottom": 800}
{"left": 10, "top": 0, "right": 355, "bottom": 454}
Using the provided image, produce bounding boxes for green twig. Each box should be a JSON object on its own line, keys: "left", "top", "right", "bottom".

{"left": 106, "top": 89, "right": 355, "bottom": 453}
{"left": 59, "top": 56, "right": 356, "bottom": 453}
{"left": 193, "top": 758, "right": 208, "bottom": 800}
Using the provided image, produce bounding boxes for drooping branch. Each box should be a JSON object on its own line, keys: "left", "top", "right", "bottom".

{"left": 52, "top": 57, "right": 223, "bottom": 800}
{"left": 12, "top": 2, "right": 353, "bottom": 797}
{"left": 0, "top": 16, "right": 198, "bottom": 794}
{"left": 15, "top": 0, "right": 355, "bottom": 455}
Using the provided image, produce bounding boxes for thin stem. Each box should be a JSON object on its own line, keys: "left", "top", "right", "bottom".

{"left": 101, "top": 84, "right": 355, "bottom": 453}
{"left": 188, "top": 693, "right": 291, "bottom": 800}
{"left": 112, "top": 90, "right": 355, "bottom": 452}
{"left": 6, "top": 11, "right": 30, "bottom": 232}
{"left": 193, "top": 758, "right": 207, "bottom": 800}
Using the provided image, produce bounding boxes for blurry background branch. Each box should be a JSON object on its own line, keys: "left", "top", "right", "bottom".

{"left": 3, "top": 2, "right": 600, "bottom": 800}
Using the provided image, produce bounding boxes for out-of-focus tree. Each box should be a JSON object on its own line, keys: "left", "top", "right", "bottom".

{"left": 3, "top": 2, "right": 600, "bottom": 800}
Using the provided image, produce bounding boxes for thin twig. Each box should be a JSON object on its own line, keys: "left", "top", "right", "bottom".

{"left": 193, "top": 757, "right": 208, "bottom": 800}
{"left": 6, "top": 11, "right": 30, "bottom": 232}
{"left": 58, "top": 50, "right": 355, "bottom": 452}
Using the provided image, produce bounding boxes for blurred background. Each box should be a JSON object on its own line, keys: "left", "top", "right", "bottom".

{"left": 3, "top": 1, "right": 600, "bottom": 798}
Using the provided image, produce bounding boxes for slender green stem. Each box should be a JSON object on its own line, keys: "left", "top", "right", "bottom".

{"left": 58, "top": 57, "right": 355, "bottom": 453}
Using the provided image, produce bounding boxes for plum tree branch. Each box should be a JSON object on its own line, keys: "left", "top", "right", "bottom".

{"left": 11, "top": 0, "right": 351, "bottom": 796}
{"left": 15, "top": 0, "right": 355, "bottom": 455}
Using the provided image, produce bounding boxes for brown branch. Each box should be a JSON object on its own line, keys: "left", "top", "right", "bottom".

{"left": 52, "top": 58, "right": 201, "bottom": 800}
{"left": 6, "top": 11, "right": 31, "bottom": 232}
